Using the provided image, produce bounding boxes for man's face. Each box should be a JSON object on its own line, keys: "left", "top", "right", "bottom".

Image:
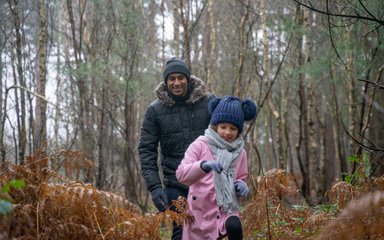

{"left": 166, "top": 73, "right": 188, "bottom": 97}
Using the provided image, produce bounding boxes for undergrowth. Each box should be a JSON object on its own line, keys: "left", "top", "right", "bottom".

{"left": 0, "top": 150, "right": 181, "bottom": 240}
{"left": 242, "top": 168, "right": 384, "bottom": 239}
{"left": 1, "top": 151, "right": 384, "bottom": 239}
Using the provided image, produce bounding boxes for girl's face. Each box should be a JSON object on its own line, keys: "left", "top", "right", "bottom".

{"left": 217, "top": 122, "right": 239, "bottom": 143}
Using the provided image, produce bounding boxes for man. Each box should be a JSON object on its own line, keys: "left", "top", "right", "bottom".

{"left": 138, "top": 57, "right": 214, "bottom": 239}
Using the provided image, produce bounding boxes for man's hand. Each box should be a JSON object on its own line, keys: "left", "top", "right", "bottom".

{"left": 150, "top": 188, "right": 168, "bottom": 212}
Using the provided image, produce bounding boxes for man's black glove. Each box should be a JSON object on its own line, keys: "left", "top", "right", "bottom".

{"left": 150, "top": 188, "right": 168, "bottom": 212}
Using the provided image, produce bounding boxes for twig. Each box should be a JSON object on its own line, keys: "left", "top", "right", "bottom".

{"left": 358, "top": 79, "right": 384, "bottom": 89}
{"left": 36, "top": 201, "right": 40, "bottom": 239}
{"left": 6, "top": 85, "right": 58, "bottom": 107}
{"left": 326, "top": 0, "right": 348, "bottom": 70}
{"left": 341, "top": 118, "right": 384, "bottom": 153}
{"left": 264, "top": 179, "right": 272, "bottom": 240}
{"left": 292, "top": 0, "right": 384, "bottom": 25}
{"left": 93, "top": 211, "right": 105, "bottom": 240}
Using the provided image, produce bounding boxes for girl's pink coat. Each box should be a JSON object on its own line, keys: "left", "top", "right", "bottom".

{"left": 176, "top": 136, "right": 248, "bottom": 240}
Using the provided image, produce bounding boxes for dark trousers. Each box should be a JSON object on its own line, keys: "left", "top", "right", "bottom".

{"left": 165, "top": 187, "right": 188, "bottom": 240}
{"left": 218, "top": 216, "right": 244, "bottom": 240}
{"left": 225, "top": 216, "right": 243, "bottom": 240}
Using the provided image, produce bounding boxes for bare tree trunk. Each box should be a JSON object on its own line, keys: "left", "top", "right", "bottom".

{"left": 175, "top": 0, "right": 207, "bottom": 70}
{"left": 192, "top": 30, "right": 199, "bottom": 65}
{"left": 54, "top": 3, "right": 63, "bottom": 148}
{"left": 274, "top": 14, "right": 291, "bottom": 173}
{"left": 205, "top": 0, "right": 216, "bottom": 92}
{"left": 316, "top": 100, "right": 328, "bottom": 198}
{"left": 67, "top": 0, "right": 95, "bottom": 182}
{"left": 344, "top": 28, "right": 357, "bottom": 174}
{"left": 297, "top": 78, "right": 311, "bottom": 201}
{"left": 365, "top": 64, "right": 384, "bottom": 176}
{"left": 172, "top": 0, "right": 180, "bottom": 57}
{"left": 358, "top": 38, "right": 384, "bottom": 176}
{"left": 9, "top": 34, "right": 19, "bottom": 163}
{"left": 232, "top": 0, "right": 250, "bottom": 98}
{"left": 179, "top": 0, "right": 190, "bottom": 65}
{"left": 303, "top": 7, "right": 320, "bottom": 202}
{"left": 34, "top": 0, "right": 48, "bottom": 162}
{"left": 124, "top": 99, "right": 141, "bottom": 204}
{"left": 160, "top": 0, "right": 166, "bottom": 60}
{"left": 0, "top": 9, "right": 5, "bottom": 162}
{"left": 261, "top": 0, "right": 283, "bottom": 169}
{"left": 96, "top": 87, "right": 108, "bottom": 189}
{"left": 294, "top": 3, "right": 311, "bottom": 202}
{"left": 9, "top": 0, "right": 27, "bottom": 164}
{"left": 95, "top": 31, "right": 110, "bottom": 190}
{"left": 268, "top": 101, "right": 284, "bottom": 169}
{"left": 370, "top": 92, "right": 384, "bottom": 176}
{"left": 123, "top": 66, "right": 141, "bottom": 204}
{"left": 330, "top": 63, "right": 347, "bottom": 180}
{"left": 265, "top": 116, "right": 273, "bottom": 169}
{"left": 120, "top": 1, "right": 142, "bottom": 205}
{"left": 62, "top": 0, "right": 73, "bottom": 148}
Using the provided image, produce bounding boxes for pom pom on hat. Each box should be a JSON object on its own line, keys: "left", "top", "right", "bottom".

{"left": 242, "top": 99, "right": 258, "bottom": 121}
{"left": 163, "top": 57, "right": 190, "bottom": 84}
{"left": 209, "top": 96, "right": 257, "bottom": 133}
{"left": 208, "top": 97, "right": 222, "bottom": 115}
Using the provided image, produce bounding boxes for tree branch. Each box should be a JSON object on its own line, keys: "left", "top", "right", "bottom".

{"left": 341, "top": 115, "right": 384, "bottom": 153}
{"left": 358, "top": 79, "right": 384, "bottom": 90}
{"left": 6, "top": 85, "right": 57, "bottom": 107}
{"left": 292, "top": 0, "right": 384, "bottom": 26}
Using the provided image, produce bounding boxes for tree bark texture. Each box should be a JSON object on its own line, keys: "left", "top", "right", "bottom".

{"left": 34, "top": 0, "right": 48, "bottom": 162}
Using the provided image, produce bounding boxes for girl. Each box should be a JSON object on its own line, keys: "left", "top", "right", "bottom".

{"left": 176, "top": 96, "right": 257, "bottom": 240}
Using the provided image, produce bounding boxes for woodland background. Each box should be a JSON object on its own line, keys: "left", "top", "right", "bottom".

{"left": 0, "top": 0, "right": 384, "bottom": 239}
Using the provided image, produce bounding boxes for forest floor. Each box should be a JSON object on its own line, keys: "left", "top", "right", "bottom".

{"left": 1, "top": 152, "right": 384, "bottom": 239}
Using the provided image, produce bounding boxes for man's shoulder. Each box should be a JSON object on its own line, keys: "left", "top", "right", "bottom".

{"left": 205, "top": 92, "right": 215, "bottom": 100}
{"left": 192, "top": 92, "right": 215, "bottom": 106}
{"left": 146, "top": 98, "right": 173, "bottom": 117}
{"left": 149, "top": 98, "right": 161, "bottom": 107}
{"left": 142, "top": 99, "right": 163, "bottom": 116}
{"left": 149, "top": 98, "right": 171, "bottom": 110}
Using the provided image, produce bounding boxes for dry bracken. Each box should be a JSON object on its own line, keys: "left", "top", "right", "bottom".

{"left": 0, "top": 150, "right": 175, "bottom": 240}
{"left": 2, "top": 153, "right": 384, "bottom": 240}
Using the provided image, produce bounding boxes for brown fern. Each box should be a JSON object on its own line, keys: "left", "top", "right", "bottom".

{"left": 242, "top": 169, "right": 317, "bottom": 240}
{"left": 316, "top": 191, "right": 384, "bottom": 239}
{"left": 326, "top": 181, "right": 358, "bottom": 209}
{"left": 0, "top": 150, "right": 166, "bottom": 240}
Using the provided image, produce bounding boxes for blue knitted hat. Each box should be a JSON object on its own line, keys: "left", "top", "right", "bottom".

{"left": 208, "top": 96, "right": 257, "bottom": 133}
{"left": 163, "top": 57, "right": 190, "bottom": 84}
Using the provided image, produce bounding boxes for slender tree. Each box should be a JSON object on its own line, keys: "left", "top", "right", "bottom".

{"left": 9, "top": 0, "right": 27, "bottom": 164}
{"left": 33, "top": 0, "right": 48, "bottom": 162}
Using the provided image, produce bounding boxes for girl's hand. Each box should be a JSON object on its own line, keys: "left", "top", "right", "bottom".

{"left": 201, "top": 160, "right": 223, "bottom": 173}
{"left": 234, "top": 181, "right": 249, "bottom": 197}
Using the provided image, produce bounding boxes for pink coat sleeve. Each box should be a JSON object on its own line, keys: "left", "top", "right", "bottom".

{"left": 235, "top": 150, "right": 248, "bottom": 183}
{"left": 176, "top": 139, "right": 208, "bottom": 186}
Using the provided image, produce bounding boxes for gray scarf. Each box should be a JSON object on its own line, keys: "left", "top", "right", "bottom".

{"left": 204, "top": 126, "right": 244, "bottom": 213}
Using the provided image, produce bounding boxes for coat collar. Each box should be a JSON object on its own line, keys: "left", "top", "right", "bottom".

{"left": 154, "top": 75, "right": 207, "bottom": 107}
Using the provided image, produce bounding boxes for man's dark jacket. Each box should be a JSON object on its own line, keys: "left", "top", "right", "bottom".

{"left": 138, "top": 75, "right": 214, "bottom": 192}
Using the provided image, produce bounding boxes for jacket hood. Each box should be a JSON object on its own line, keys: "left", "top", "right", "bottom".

{"left": 154, "top": 75, "right": 207, "bottom": 107}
